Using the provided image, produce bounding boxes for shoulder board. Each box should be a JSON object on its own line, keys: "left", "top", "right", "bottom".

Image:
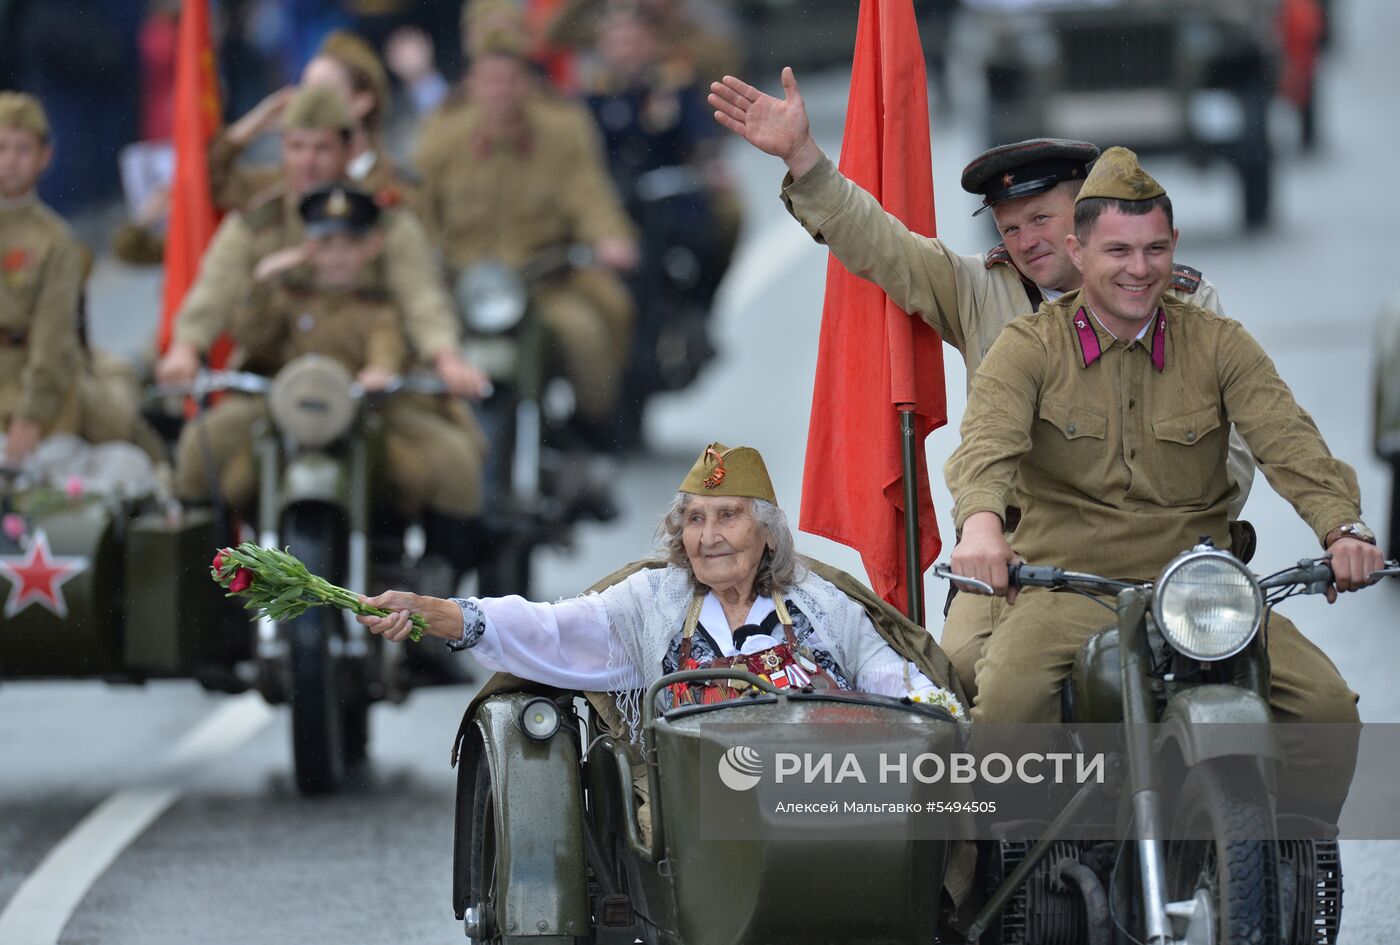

{"left": 984, "top": 242, "right": 1013, "bottom": 270}
{"left": 1171, "top": 263, "right": 1203, "bottom": 294}
{"left": 242, "top": 193, "right": 285, "bottom": 232}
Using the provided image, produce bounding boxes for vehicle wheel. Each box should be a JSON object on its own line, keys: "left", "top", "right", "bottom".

{"left": 467, "top": 759, "right": 501, "bottom": 944}
{"left": 1238, "top": 148, "right": 1272, "bottom": 231}
{"left": 478, "top": 541, "right": 533, "bottom": 599}
{"left": 284, "top": 509, "right": 347, "bottom": 795}
{"left": 1165, "top": 760, "right": 1281, "bottom": 945}
{"left": 1388, "top": 462, "right": 1400, "bottom": 562}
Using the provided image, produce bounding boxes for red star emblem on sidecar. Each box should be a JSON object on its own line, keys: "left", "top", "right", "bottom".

{"left": 0, "top": 530, "right": 88, "bottom": 618}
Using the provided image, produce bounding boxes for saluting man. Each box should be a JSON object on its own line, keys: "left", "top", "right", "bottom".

{"left": 154, "top": 85, "right": 486, "bottom": 401}
{"left": 945, "top": 149, "right": 1377, "bottom": 814}
{"left": 708, "top": 69, "right": 1253, "bottom": 698}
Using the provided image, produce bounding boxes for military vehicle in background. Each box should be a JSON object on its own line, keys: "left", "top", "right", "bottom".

{"left": 973, "top": 0, "right": 1281, "bottom": 229}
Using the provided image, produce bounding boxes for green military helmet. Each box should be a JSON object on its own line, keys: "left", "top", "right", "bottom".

{"left": 0, "top": 91, "right": 50, "bottom": 142}
{"left": 282, "top": 84, "right": 354, "bottom": 134}
{"left": 1075, "top": 146, "right": 1166, "bottom": 204}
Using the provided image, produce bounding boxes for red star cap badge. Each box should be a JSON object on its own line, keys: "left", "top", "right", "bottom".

{"left": 0, "top": 530, "right": 88, "bottom": 618}
{"left": 1001, "top": 173, "right": 1015, "bottom": 188}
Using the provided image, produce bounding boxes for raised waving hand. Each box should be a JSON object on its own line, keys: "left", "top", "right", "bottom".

{"left": 709, "top": 67, "right": 824, "bottom": 178}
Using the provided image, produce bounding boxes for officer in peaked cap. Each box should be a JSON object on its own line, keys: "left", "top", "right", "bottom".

{"left": 959, "top": 137, "right": 1100, "bottom": 216}
{"left": 709, "top": 68, "right": 1253, "bottom": 701}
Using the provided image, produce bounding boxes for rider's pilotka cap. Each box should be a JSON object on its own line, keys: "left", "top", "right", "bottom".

{"left": 679, "top": 443, "right": 778, "bottom": 505}
{"left": 0, "top": 92, "right": 49, "bottom": 142}
{"left": 281, "top": 85, "right": 354, "bottom": 133}
{"left": 1075, "top": 146, "right": 1166, "bottom": 203}
{"left": 299, "top": 185, "right": 381, "bottom": 237}
{"left": 961, "top": 138, "right": 1100, "bottom": 216}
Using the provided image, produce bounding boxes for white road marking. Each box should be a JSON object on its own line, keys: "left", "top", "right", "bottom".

{"left": 0, "top": 693, "right": 275, "bottom": 945}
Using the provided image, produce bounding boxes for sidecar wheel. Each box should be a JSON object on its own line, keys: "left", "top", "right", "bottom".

{"left": 1165, "top": 760, "right": 1281, "bottom": 945}
{"left": 468, "top": 759, "right": 501, "bottom": 944}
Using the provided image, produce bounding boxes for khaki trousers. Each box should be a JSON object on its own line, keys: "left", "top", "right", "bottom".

{"left": 535, "top": 269, "right": 633, "bottom": 422}
{"left": 174, "top": 395, "right": 484, "bottom": 517}
{"left": 971, "top": 589, "right": 1360, "bottom": 819}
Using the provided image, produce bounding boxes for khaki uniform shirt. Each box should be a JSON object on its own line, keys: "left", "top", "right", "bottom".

{"left": 0, "top": 195, "right": 84, "bottom": 425}
{"left": 233, "top": 279, "right": 406, "bottom": 377}
{"left": 780, "top": 153, "right": 1255, "bottom": 515}
{"left": 414, "top": 98, "right": 635, "bottom": 269}
{"left": 945, "top": 290, "right": 1362, "bottom": 581}
{"left": 173, "top": 189, "right": 459, "bottom": 360}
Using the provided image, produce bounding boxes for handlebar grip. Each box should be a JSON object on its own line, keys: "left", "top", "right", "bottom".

{"left": 1009, "top": 563, "right": 1060, "bottom": 588}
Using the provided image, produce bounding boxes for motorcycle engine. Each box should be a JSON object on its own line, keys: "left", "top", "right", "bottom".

{"left": 983, "top": 839, "right": 1094, "bottom": 945}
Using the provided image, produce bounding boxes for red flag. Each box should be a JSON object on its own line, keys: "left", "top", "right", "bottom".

{"left": 799, "top": 0, "right": 947, "bottom": 614}
{"left": 158, "top": 0, "right": 228, "bottom": 365}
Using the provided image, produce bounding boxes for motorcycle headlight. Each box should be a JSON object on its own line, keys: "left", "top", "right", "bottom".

{"left": 267, "top": 354, "right": 356, "bottom": 449}
{"left": 455, "top": 262, "right": 527, "bottom": 334}
{"left": 518, "top": 697, "right": 561, "bottom": 741}
{"left": 1152, "top": 550, "right": 1262, "bottom": 661}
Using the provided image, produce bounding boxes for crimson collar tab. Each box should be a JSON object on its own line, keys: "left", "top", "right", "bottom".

{"left": 1073, "top": 307, "right": 1167, "bottom": 372}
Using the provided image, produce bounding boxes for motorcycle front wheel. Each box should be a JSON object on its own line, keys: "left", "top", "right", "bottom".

{"left": 283, "top": 506, "right": 348, "bottom": 795}
{"left": 1165, "top": 759, "right": 1281, "bottom": 945}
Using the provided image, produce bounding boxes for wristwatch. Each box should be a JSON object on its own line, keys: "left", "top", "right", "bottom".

{"left": 1325, "top": 521, "right": 1376, "bottom": 548}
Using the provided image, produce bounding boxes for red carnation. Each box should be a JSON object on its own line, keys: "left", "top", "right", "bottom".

{"left": 212, "top": 549, "right": 228, "bottom": 574}
{"left": 227, "top": 567, "right": 254, "bottom": 593}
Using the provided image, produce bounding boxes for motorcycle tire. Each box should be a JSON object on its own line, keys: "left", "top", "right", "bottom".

{"left": 1165, "top": 759, "right": 1281, "bottom": 945}
{"left": 467, "top": 759, "right": 501, "bottom": 944}
{"left": 284, "top": 508, "right": 348, "bottom": 796}
{"left": 1387, "top": 461, "right": 1400, "bottom": 562}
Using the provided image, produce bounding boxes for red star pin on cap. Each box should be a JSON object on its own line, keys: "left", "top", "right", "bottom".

{"left": 0, "top": 530, "right": 88, "bottom": 618}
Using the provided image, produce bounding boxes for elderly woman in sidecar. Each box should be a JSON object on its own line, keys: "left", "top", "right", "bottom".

{"left": 358, "top": 442, "right": 964, "bottom": 719}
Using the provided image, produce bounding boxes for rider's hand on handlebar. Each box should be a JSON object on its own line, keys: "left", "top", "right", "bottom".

{"left": 594, "top": 236, "right": 640, "bottom": 272}
{"left": 1324, "top": 536, "right": 1386, "bottom": 601}
{"left": 356, "top": 366, "right": 396, "bottom": 392}
{"left": 950, "top": 511, "right": 1020, "bottom": 603}
{"left": 3, "top": 417, "right": 40, "bottom": 465}
{"left": 708, "top": 68, "right": 824, "bottom": 179}
{"left": 433, "top": 350, "right": 491, "bottom": 399}
{"left": 154, "top": 342, "right": 201, "bottom": 386}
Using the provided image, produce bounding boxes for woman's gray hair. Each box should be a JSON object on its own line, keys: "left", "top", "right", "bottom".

{"left": 657, "top": 492, "right": 800, "bottom": 597}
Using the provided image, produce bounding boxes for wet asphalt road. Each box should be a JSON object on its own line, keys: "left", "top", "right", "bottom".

{"left": 5, "top": 0, "right": 1400, "bottom": 941}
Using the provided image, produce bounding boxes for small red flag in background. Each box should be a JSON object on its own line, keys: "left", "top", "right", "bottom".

{"left": 158, "top": 0, "right": 229, "bottom": 366}
{"left": 798, "top": 0, "right": 947, "bottom": 615}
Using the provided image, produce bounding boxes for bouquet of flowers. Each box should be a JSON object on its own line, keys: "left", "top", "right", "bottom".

{"left": 210, "top": 542, "right": 426, "bottom": 642}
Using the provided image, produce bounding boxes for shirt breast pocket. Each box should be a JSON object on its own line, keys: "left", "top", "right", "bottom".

{"left": 1035, "top": 398, "right": 1108, "bottom": 476}
{"left": 1151, "top": 403, "right": 1224, "bottom": 505}
{"left": 1038, "top": 398, "right": 1108, "bottom": 441}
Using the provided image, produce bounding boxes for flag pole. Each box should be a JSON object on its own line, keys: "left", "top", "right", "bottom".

{"left": 899, "top": 406, "right": 924, "bottom": 625}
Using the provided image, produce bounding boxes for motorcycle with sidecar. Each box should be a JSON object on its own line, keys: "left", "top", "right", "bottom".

{"left": 450, "top": 545, "right": 1394, "bottom": 944}
{"left": 0, "top": 355, "right": 483, "bottom": 796}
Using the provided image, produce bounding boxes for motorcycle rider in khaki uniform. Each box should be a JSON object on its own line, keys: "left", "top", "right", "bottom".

{"left": 709, "top": 69, "right": 1255, "bottom": 699}
{"left": 0, "top": 92, "right": 161, "bottom": 465}
{"left": 173, "top": 185, "right": 485, "bottom": 538}
{"left": 946, "top": 149, "right": 1379, "bottom": 818}
{"left": 414, "top": 22, "right": 639, "bottom": 443}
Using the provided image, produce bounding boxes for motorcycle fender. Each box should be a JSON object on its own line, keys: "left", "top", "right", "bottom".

{"left": 280, "top": 453, "right": 349, "bottom": 508}
{"left": 456, "top": 693, "right": 589, "bottom": 938}
{"left": 1155, "top": 685, "right": 1283, "bottom": 766}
